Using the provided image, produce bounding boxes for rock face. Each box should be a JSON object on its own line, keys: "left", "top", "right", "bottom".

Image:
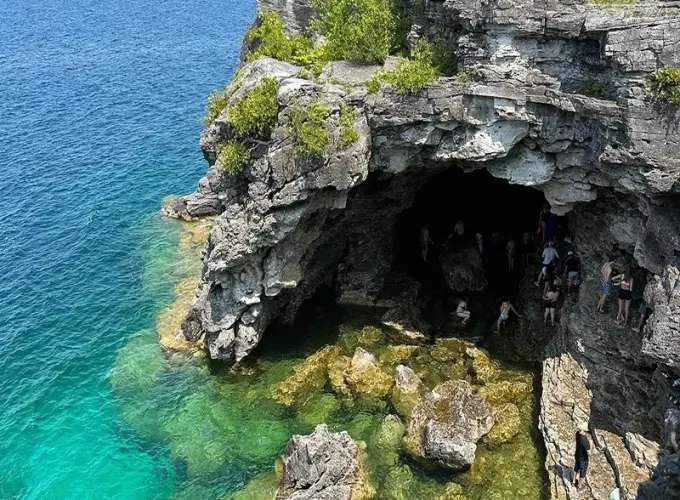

{"left": 168, "top": 0, "right": 680, "bottom": 496}
{"left": 404, "top": 380, "right": 494, "bottom": 470}
{"left": 381, "top": 304, "right": 430, "bottom": 345}
{"left": 276, "top": 424, "right": 372, "bottom": 500}
{"left": 439, "top": 241, "right": 487, "bottom": 292}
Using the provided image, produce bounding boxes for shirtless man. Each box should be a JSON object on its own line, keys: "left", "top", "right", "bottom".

{"left": 421, "top": 225, "right": 434, "bottom": 263}
{"left": 507, "top": 236, "right": 516, "bottom": 272}
{"left": 597, "top": 258, "right": 616, "bottom": 313}
{"left": 494, "top": 299, "right": 523, "bottom": 333}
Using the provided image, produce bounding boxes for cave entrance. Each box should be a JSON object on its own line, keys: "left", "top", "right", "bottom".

{"left": 396, "top": 167, "right": 551, "bottom": 297}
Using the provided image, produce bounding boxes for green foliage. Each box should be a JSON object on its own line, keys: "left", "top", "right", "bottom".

{"left": 245, "top": 10, "right": 314, "bottom": 65}
{"left": 457, "top": 65, "right": 481, "bottom": 85}
{"left": 366, "top": 74, "right": 382, "bottom": 94}
{"left": 580, "top": 79, "right": 610, "bottom": 99}
{"left": 285, "top": 99, "right": 331, "bottom": 155}
{"left": 203, "top": 88, "right": 231, "bottom": 125}
{"left": 381, "top": 40, "right": 438, "bottom": 94}
{"left": 648, "top": 64, "right": 680, "bottom": 106}
{"left": 310, "top": 0, "right": 397, "bottom": 64}
{"left": 339, "top": 102, "right": 360, "bottom": 147}
{"left": 228, "top": 76, "right": 280, "bottom": 139}
{"left": 218, "top": 142, "right": 250, "bottom": 175}
{"left": 430, "top": 36, "right": 457, "bottom": 77}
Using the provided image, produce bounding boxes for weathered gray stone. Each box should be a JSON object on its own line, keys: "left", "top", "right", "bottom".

{"left": 381, "top": 304, "right": 430, "bottom": 345}
{"left": 275, "top": 424, "right": 372, "bottom": 500}
{"left": 642, "top": 267, "right": 680, "bottom": 369}
{"left": 439, "top": 240, "right": 487, "bottom": 292}
{"left": 404, "top": 380, "right": 494, "bottom": 470}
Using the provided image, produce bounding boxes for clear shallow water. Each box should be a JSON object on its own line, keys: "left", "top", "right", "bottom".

{"left": 0, "top": 0, "right": 254, "bottom": 497}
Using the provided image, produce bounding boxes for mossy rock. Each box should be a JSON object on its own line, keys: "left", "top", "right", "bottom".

{"left": 477, "top": 380, "right": 531, "bottom": 406}
{"left": 157, "top": 277, "right": 203, "bottom": 351}
{"left": 390, "top": 365, "right": 425, "bottom": 420}
{"left": 229, "top": 472, "right": 278, "bottom": 500}
{"left": 338, "top": 324, "right": 384, "bottom": 354}
{"left": 353, "top": 442, "right": 377, "bottom": 500}
{"left": 357, "top": 325, "right": 383, "bottom": 346}
{"left": 371, "top": 414, "right": 405, "bottom": 468}
{"left": 435, "top": 482, "right": 467, "bottom": 500}
{"left": 272, "top": 345, "right": 342, "bottom": 406}
{"left": 295, "top": 392, "right": 341, "bottom": 427}
{"left": 465, "top": 347, "right": 498, "bottom": 384}
{"left": 328, "top": 354, "right": 353, "bottom": 396}
{"left": 346, "top": 347, "right": 394, "bottom": 399}
{"left": 382, "top": 464, "right": 418, "bottom": 500}
{"left": 484, "top": 403, "right": 521, "bottom": 446}
{"left": 379, "top": 345, "right": 418, "bottom": 367}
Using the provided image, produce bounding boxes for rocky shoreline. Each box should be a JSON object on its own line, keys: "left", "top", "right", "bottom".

{"left": 161, "top": 0, "right": 680, "bottom": 497}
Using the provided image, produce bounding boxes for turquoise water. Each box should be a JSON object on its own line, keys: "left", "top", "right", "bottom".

{"left": 0, "top": 0, "right": 254, "bottom": 497}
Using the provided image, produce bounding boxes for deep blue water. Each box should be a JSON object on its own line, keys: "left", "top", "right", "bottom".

{"left": 0, "top": 0, "right": 254, "bottom": 497}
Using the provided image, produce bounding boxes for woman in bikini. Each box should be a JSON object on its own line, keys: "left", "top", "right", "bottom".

{"left": 614, "top": 268, "right": 634, "bottom": 326}
{"left": 421, "top": 224, "right": 434, "bottom": 263}
{"left": 494, "top": 299, "right": 523, "bottom": 333}
{"left": 455, "top": 297, "right": 471, "bottom": 325}
{"left": 543, "top": 285, "right": 560, "bottom": 327}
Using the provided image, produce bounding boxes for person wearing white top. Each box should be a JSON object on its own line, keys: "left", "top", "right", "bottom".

{"left": 536, "top": 241, "right": 559, "bottom": 286}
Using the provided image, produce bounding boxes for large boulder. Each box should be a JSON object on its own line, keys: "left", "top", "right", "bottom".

{"left": 404, "top": 380, "right": 494, "bottom": 470}
{"left": 275, "top": 424, "right": 374, "bottom": 500}
{"left": 439, "top": 241, "right": 487, "bottom": 292}
{"left": 345, "top": 348, "right": 393, "bottom": 399}
{"left": 391, "top": 364, "right": 425, "bottom": 419}
{"left": 381, "top": 305, "right": 430, "bottom": 345}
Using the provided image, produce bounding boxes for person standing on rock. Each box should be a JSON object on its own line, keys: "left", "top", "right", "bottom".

{"left": 543, "top": 284, "right": 560, "bottom": 327}
{"left": 494, "top": 299, "right": 522, "bottom": 333}
{"left": 421, "top": 224, "right": 434, "bottom": 263}
{"left": 614, "top": 267, "right": 634, "bottom": 326}
{"left": 573, "top": 427, "right": 591, "bottom": 491}
{"left": 507, "top": 235, "right": 516, "bottom": 272}
{"left": 563, "top": 251, "right": 580, "bottom": 292}
{"left": 632, "top": 300, "right": 648, "bottom": 333}
{"left": 597, "top": 257, "right": 616, "bottom": 313}
{"left": 536, "top": 241, "right": 559, "bottom": 287}
{"left": 537, "top": 203, "right": 551, "bottom": 243}
{"left": 521, "top": 229, "right": 534, "bottom": 267}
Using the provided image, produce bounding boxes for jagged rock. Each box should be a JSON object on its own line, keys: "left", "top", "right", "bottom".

{"left": 625, "top": 432, "right": 662, "bottom": 474}
{"left": 404, "top": 380, "right": 494, "bottom": 470}
{"left": 381, "top": 305, "right": 430, "bottom": 345}
{"left": 439, "top": 241, "right": 487, "bottom": 292}
{"left": 464, "top": 347, "right": 498, "bottom": 385}
{"left": 664, "top": 409, "right": 680, "bottom": 453}
{"left": 391, "top": 364, "right": 424, "bottom": 419}
{"left": 636, "top": 453, "right": 680, "bottom": 500}
{"left": 477, "top": 380, "right": 531, "bottom": 406}
{"left": 275, "top": 424, "right": 374, "bottom": 500}
{"left": 373, "top": 414, "right": 406, "bottom": 468}
{"left": 345, "top": 347, "right": 393, "bottom": 399}
{"left": 378, "top": 345, "right": 418, "bottom": 367}
{"left": 642, "top": 266, "right": 680, "bottom": 369}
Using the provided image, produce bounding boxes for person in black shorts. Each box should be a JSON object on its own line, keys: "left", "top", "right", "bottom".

{"left": 573, "top": 427, "right": 591, "bottom": 490}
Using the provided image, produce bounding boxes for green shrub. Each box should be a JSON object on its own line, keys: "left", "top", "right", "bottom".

{"left": 457, "top": 65, "right": 481, "bottom": 85}
{"left": 310, "top": 0, "right": 397, "bottom": 64}
{"left": 430, "top": 37, "right": 457, "bottom": 77}
{"left": 285, "top": 100, "right": 330, "bottom": 155}
{"left": 218, "top": 142, "right": 250, "bottom": 175}
{"left": 245, "top": 10, "right": 313, "bottom": 65}
{"left": 580, "top": 79, "right": 610, "bottom": 99}
{"left": 366, "top": 75, "right": 382, "bottom": 94}
{"left": 203, "top": 88, "right": 231, "bottom": 125}
{"left": 379, "top": 40, "right": 438, "bottom": 94}
{"left": 339, "top": 103, "right": 360, "bottom": 147}
{"left": 228, "top": 76, "right": 280, "bottom": 139}
{"left": 648, "top": 64, "right": 680, "bottom": 106}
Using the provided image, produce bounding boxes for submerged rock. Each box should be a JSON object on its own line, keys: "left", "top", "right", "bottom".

{"left": 484, "top": 403, "right": 521, "bottom": 446}
{"left": 345, "top": 347, "right": 393, "bottom": 399}
{"left": 381, "top": 305, "right": 430, "bottom": 345}
{"left": 391, "top": 364, "right": 425, "bottom": 419}
{"left": 273, "top": 346, "right": 342, "bottom": 406}
{"left": 275, "top": 424, "right": 374, "bottom": 500}
{"left": 439, "top": 241, "right": 487, "bottom": 292}
{"left": 404, "top": 380, "right": 494, "bottom": 470}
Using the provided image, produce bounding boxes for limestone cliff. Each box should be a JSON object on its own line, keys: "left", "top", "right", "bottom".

{"left": 166, "top": 0, "right": 680, "bottom": 497}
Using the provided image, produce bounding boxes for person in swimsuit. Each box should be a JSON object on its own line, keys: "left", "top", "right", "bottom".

{"left": 543, "top": 285, "right": 560, "bottom": 326}
{"left": 544, "top": 272, "right": 563, "bottom": 298}
{"left": 573, "top": 427, "right": 591, "bottom": 491}
{"left": 537, "top": 203, "right": 551, "bottom": 243}
{"left": 454, "top": 220, "right": 465, "bottom": 237}
{"left": 507, "top": 236, "right": 516, "bottom": 272}
{"left": 421, "top": 224, "right": 434, "bottom": 263}
{"left": 563, "top": 251, "right": 580, "bottom": 290}
{"left": 455, "top": 297, "right": 471, "bottom": 325}
{"left": 614, "top": 267, "right": 634, "bottom": 325}
{"left": 597, "top": 258, "right": 616, "bottom": 313}
{"left": 521, "top": 229, "right": 534, "bottom": 267}
{"left": 494, "top": 299, "right": 522, "bottom": 333}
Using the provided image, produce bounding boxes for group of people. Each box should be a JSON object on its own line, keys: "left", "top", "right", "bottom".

{"left": 533, "top": 241, "right": 582, "bottom": 327}
{"left": 597, "top": 257, "right": 647, "bottom": 329}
